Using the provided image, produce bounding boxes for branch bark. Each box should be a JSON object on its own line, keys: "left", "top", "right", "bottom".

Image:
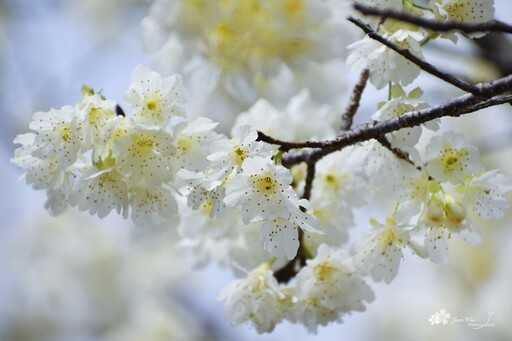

{"left": 258, "top": 75, "right": 512, "bottom": 163}
{"left": 339, "top": 69, "right": 370, "bottom": 132}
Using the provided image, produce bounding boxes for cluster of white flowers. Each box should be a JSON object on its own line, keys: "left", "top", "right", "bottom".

{"left": 219, "top": 249, "right": 374, "bottom": 333}
{"left": 12, "top": 65, "right": 187, "bottom": 226}
{"left": 12, "top": 0, "right": 510, "bottom": 336}
{"left": 140, "top": 0, "right": 356, "bottom": 130}
{"left": 347, "top": 0, "right": 496, "bottom": 88}
{"left": 180, "top": 125, "right": 322, "bottom": 260}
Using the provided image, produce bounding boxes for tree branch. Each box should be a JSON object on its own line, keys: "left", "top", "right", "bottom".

{"left": 353, "top": 3, "right": 512, "bottom": 34}
{"left": 347, "top": 16, "right": 481, "bottom": 95}
{"left": 340, "top": 69, "right": 370, "bottom": 131}
{"left": 270, "top": 74, "right": 512, "bottom": 164}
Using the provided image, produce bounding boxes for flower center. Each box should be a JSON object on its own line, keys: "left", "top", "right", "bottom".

{"left": 56, "top": 125, "right": 72, "bottom": 143}
{"left": 444, "top": 2, "right": 466, "bottom": 22}
{"left": 231, "top": 145, "right": 248, "bottom": 166}
{"left": 253, "top": 173, "right": 278, "bottom": 196}
{"left": 440, "top": 146, "right": 468, "bottom": 172}
{"left": 314, "top": 263, "right": 337, "bottom": 281}
{"left": 146, "top": 98, "right": 158, "bottom": 111}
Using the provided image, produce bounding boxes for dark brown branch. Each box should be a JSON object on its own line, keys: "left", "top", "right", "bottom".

{"left": 314, "top": 93, "right": 512, "bottom": 160}
{"left": 273, "top": 74, "right": 512, "bottom": 164}
{"left": 354, "top": 3, "right": 512, "bottom": 34}
{"left": 302, "top": 160, "right": 316, "bottom": 202}
{"left": 257, "top": 131, "right": 318, "bottom": 151}
{"left": 347, "top": 16, "right": 481, "bottom": 95}
{"left": 340, "top": 69, "right": 370, "bottom": 131}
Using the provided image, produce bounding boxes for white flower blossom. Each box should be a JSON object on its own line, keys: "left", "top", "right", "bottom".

{"left": 141, "top": 0, "right": 350, "bottom": 104}
{"left": 218, "top": 264, "right": 285, "bottom": 333}
{"left": 351, "top": 218, "right": 411, "bottom": 283}
{"left": 294, "top": 245, "right": 374, "bottom": 333}
{"left": 130, "top": 185, "right": 178, "bottom": 227}
{"left": 233, "top": 89, "right": 339, "bottom": 142}
{"left": 113, "top": 126, "right": 176, "bottom": 188}
{"left": 123, "top": 65, "right": 186, "bottom": 127}
{"left": 224, "top": 157, "right": 303, "bottom": 223}
{"left": 75, "top": 93, "right": 117, "bottom": 150}
{"left": 178, "top": 169, "right": 227, "bottom": 219}
{"left": 465, "top": 170, "right": 512, "bottom": 220}
{"left": 312, "top": 149, "right": 369, "bottom": 207}
{"left": 305, "top": 200, "right": 354, "bottom": 250}
{"left": 347, "top": 29, "right": 425, "bottom": 89}
{"left": 29, "top": 105, "right": 81, "bottom": 167}
{"left": 372, "top": 85, "right": 436, "bottom": 153}
{"left": 425, "top": 132, "right": 483, "bottom": 184}
{"left": 69, "top": 161, "right": 129, "bottom": 219}
{"left": 432, "top": 0, "right": 494, "bottom": 23}
{"left": 262, "top": 206, "right": 322, "bottom": 260}
{"left": 173, "top": 117, "right": 220, "bottom": 172}
{"left": 207, "top": 125, "right": 275, "bottom": 181}
{"left": 419, "top": 192, "right": 481, "bottom": 263}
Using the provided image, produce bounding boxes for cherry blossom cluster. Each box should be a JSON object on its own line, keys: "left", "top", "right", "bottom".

{"left": 347, "top": 0, "right": 495, "bottom": 89}
{"left": 11, "top": 0, "right": 512, "bottom": 335}
{"left": 12, "top": 65, "right": 190, "bottom": 226}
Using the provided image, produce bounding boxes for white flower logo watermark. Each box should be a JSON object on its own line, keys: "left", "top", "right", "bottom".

{"left": 429, "top": 309, "right": 451, "bottom": 325}
{"left": 429, "top": 309, "right": 495, "bottom": 329}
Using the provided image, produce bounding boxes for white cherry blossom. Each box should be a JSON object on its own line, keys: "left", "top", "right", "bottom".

{"left": 224, "top": 157, "right": 302, "bottom": 223}
{"left": 29, "top": 105, "right": 81, "bottom": 168}
{"left": 173, "top": 117, "right": 220, "bottom": 172}
{"left": 233, "top": 89, "right": 339, "bottom": 142}
{"left": 130, "top": 185, "right": 178, "bottom": 227}
{"left": 372, "top": 85, "right": 435, "bottom": 153}
{"left": 351, "top": 217, "right": 411, "bottom": 283}
{"left": 425, "top": 132, "right": 483, "bottom": 184}
{"left": 69, "top": 162, "right": 129, "bottom": 219}
{"left": 347, "top": 29, "right": 425, "bottom": 89}
{"left": 465, "top": 170, "right": 512, "bottom": 220}
{"left": 207, "top": 125, "right": 275, "bottom": 181}
{"left": 432, "top": 0, "right": 494, "bottom": 23}
{"left": 113, "top": 126, "right": 176, "bottom": 188}
{"left": 294, "top": 245, "right": 374, "bottom": 333}
{"left": 218, "top": 264, "right": 285, "bottom": 333}
{"left": 123, "top": 65, "right": 186, "bottom": 127}
{"left": 75, "top": 93, "right": 117, "bottom": 150}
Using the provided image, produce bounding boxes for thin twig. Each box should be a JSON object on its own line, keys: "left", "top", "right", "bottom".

{"left": 347, "top": 16, "right": 481, "bottom": 95}
{"left": 340, "top": 69, "right": 370, "bottom": 132}
{"left": 376, "top": 137, "right": 416, "bottom": 167}
{"left": 354, "top": 3, "right": 512, "bottom": 34}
